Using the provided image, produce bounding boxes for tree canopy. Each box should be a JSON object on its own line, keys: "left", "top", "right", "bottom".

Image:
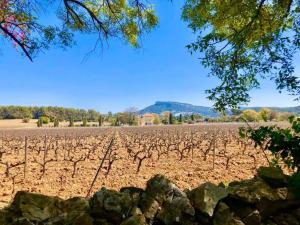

{"left": 0, "top": 0, "right": 158, "bottom": 61}
{"left": 182, "top": 0, "right": 300, "bottom": 111}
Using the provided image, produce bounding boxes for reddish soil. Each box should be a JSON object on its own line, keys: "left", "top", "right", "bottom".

{"left": 0, "top": 124, "right": 271, "bottom": 207}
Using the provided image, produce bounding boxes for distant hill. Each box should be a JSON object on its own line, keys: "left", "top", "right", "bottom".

{"left": 139, "top": 101, "right": 219, "bottom": 117}
{"left": 139, "top": 101, "right": 300, "bottom": 117}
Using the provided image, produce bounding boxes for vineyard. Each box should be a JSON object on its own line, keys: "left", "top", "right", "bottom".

{"left": 0, "top": 124, "right": 271, "bottom": 206}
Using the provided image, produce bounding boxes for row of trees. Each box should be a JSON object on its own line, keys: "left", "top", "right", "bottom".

{"left": 0, "top": 105, "right": 296, "bottom": 127}
{"left": 31, "top": 108, "right": 140, "bottom": 127}
{"left": 154, "top": 108, "right": 294, "bottom": 125}
{"left": 234, "top": 108, "right": 294, "bottom": 122}
{"left": 204, "top": 108, "right": 295, "bottom": 123}
{"left": 159, "top": 112, "right": 202, "bottom": 125}
{"left": 0, "top": 106, "right": 100, "bottom": 121}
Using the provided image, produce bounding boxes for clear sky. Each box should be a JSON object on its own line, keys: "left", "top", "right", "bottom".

{"left": 0, "top": 1, "right": 299, "bottom": 113}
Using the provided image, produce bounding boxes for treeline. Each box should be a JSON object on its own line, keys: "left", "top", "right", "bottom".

{"left": 207, "top": 108, "right": 295, "bottom": 123}
{"left": 0, "top": 106, "right": 295, "bottom": 126}
{"left": 160, "top": 108, "right": 295, "bottom": 125}
{"left": 0, "top": 106, "right": 101, "bottom": 121}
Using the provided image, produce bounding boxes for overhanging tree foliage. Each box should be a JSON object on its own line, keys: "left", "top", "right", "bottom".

{"left": 182, "top": 0, "right": 300, "bottom": 111}
{"left": 0, "top": 0, "right": 158, "bottom": 61}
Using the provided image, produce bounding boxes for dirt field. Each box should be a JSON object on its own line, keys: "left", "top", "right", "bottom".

{"left": 0, "top": 124, "right": 272, "bottom": 207}
{"left": 0, "top": 119, "right": 39, "bottom": 129}
{"left": 0, "top": 119, "right": 101, "bottom": 129}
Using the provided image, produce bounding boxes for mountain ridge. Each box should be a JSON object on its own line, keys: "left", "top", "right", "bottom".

{"left": 139, "top": 101, "right": 300, "bottom": 117}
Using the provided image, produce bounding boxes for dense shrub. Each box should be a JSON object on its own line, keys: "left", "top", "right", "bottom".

{"left": 240, "top": 116, "right": 300, "bottom": 197}
{"left": 39, "top": 116, "right": 50, "bottom": 124}
{"left": 37, "top": 118, "right": 43, "bottom": 127}
{"left": 54, "top": 118, "right": 59, "bottom": 127}
{"left": 69, "top": 117, "right": 74, "bottom": 127}
{"left": 22, "top": 118, "right": 30, "bottom": 123}
{"left": 82, "top": 118, "right": 88, "bottom": 127}
{"left": 98, "top": 115, "right": 103, "bottom": 126}
{"left": 241, "top": 109, "right": 259, "bottom": 122}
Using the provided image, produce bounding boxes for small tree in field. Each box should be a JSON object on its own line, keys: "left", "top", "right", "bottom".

{"left": 39, "top": 116, "right": 50, "bottom": 124}
{"left": 37, "top": 118, "right": 43, "bottom": 127}
{"left": 114, "top": 116, "right": 120, "bottom": 126}
{"left": 22, "top": 118, "right": 30, "bottom": 123}
{"left": 191, "top": 114, "right": 195, "bottom": 121}
{"left": 54, "top": 118, "right": 59, "bottom": 127}
{"left": 241, "top": 110, "right": 259, "bottom": 122}
{"left": 169, "top": 113, "right": 175, "bottom": 124}
{"left": 82, "top": 117, "right": 88, "bottom": 127}
{"left": 98, "top": 115, "right": 103, "bottom": 126}
{"left": 259, "top": 108, "right": 271, "bottom": 122}
{"left": 69, "top": 117, "right": 74, "bottom": 127}
{"left": 153, "top": 116, "right": 160, "bottom": 125}
{"left": 178, "top": 114, "right": 183, "bottom": 124}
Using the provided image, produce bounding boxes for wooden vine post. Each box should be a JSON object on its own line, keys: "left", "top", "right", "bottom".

{"left": 24, "top": 136, "right": 28, "bottom": 179}
{"left": 86, "top": 135, "right": 114, "bottom": 198}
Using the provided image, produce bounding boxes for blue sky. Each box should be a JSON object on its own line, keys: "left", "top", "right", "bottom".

{"left": 0, "top": 1, "right": 299, "bottom": 113}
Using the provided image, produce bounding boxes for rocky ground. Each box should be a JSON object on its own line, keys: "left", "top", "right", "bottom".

{"left": 1, "top": 166, "right": 299, "bottom": 225}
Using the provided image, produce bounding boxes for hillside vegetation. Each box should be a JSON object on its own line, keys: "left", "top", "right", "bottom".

{"left": 140, "top": 102, "right": 300, "bottom": 117}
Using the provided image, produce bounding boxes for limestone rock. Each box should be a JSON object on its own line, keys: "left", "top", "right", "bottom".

{"left": 120, "top": 214, "right": 147, "bottom": 225}
{"left": 188, "top": 182, "right": 228, "bottom": 216}
{"left": 157, "top": 196, "right": 195, "bottom": 225}
{"left": 90, "top": 187, "right": 133, "bottom": 224}
{"left": 8, "top": 218, "right": 34, "bottom": 225}
{"left": 140, "top": 174, "right": 186, "bottom": 220}
{"left": 139, "top": 193, "right": 160, "bottom": 220}
{"left": 120, "top": 187, "right": 144, "bottom": 206}
{"left": 0, "top": 208, "right": 9, "bottom": 225}
{"left": 6, "top": 192, "right": 92, "bottom": 225}
{"left": 227, "top": 177, "right": 286, "bottom": 204}
{"left": 145, "top": 174, "right": 186, "bottom": 204}
{"left": 225, "top": 199, "right": 261, "bottom": 225}
{"left": 213, "top": 202, "right": 245, "bottom": 225}
{"left": 10, "top": 191, "right": 63, "bottom": 221}
{"left": 272, "top": 212, "right": 300, "bottom": 225}
{"left": 242, "top": 210, "right": 261, "bottom": 225}
{"left": 292, "top": 207, "right": 300, "bottom": 220}
{"left": 257, "top": 167, "right": 288, "bottom": 187}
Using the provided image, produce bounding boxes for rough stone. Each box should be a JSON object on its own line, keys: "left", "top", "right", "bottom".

{"left": 292, "top": 207, "right": 300, "bottom": 220}
{"left": 272, "top": 212, "right": 300, "bottom": 225}
{"left": 2, "top": 174, "right": 300, "bottom": 225}
{"left": 139, "top": 193, "right": 160, "bottom": 220}
{"left": 5, "top": 192, "right": 92, "bottom": 225}
{"left": 157, "top": 196, "right": 195, "bottom": 225}
{"left": 0, "top": 209, "right": 8, "bottom": 225}
{"left": 257, "top": 167, "right": 288, "bottom": 187}
{"left": 120, "top": 187, "right": 144, "bottom": 206}
{"left": 242, "top": 210, "right": 261, "bottom": 225}
{"left": 225, "top": 198, "right": 261, "bottom": 225}
{"left": 120, "top": 214, "right": 147, "bottom": 225}
{"left": 90, "top": 187, "right": 133, "bottom": 224}
{"left": 140, "top": 174, "right": 187, "bottom": 220}
{"left": 189, "top": 182, "right": 228, "bottom": 216}
{"left": 228, "top": 177, "right": 286, "bottom": 204}
{"left": 10, "top": 191, "right": 64, "bottom": 221}
{"left": 145, "top": 174, "right": 186, "bottom": 204}
{"left": 213, "top": 202, "right": 245, "bottom": 225}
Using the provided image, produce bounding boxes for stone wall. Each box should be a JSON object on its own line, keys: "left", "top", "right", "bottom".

{"left": 0, "top": 167, "right": 300, "bottom": 225}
